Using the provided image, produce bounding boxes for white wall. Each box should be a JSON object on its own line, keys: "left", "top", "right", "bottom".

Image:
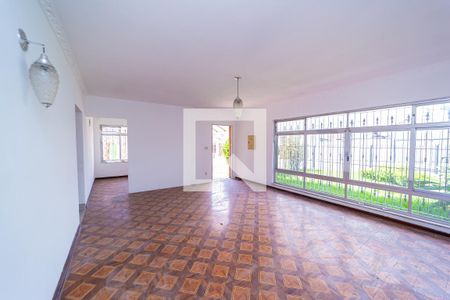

{"left": 86, "top": 96, "right": 183, "bottom": 192}
{"left": 233, "top": 121, "right": 254, "bottom": 178}
{"left": 84, "top": 116, "right": 95, "bottom": 201}
{"left": 93, "top": 117, "right": 128, "bottom": 178}
{"left": 265, "top": 59, "right": 450, "bottom": 184}
{"left": 75, "top": 106, "right": 85, "bottom": 203}
{"left": 0, "top": 0, "right": 94, "bottom": 299}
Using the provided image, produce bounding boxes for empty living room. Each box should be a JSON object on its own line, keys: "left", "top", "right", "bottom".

{"left": 1, "top": 0, "right": 450, "bottom": 299}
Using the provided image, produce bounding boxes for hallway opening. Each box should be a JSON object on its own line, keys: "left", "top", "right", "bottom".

{"left": 212, "top": 125, "right": 231, "bottom": 179}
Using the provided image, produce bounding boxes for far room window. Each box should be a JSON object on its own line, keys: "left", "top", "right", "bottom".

{"left": 101, "top": 125, "right": 128, "bottom": 163}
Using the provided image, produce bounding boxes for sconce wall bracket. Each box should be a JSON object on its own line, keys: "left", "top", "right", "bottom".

{"left": 18, "top": 28, "right": 46, "bottom": 52}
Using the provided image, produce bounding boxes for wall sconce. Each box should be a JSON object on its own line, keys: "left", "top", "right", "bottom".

{"left": 18, "top": 28, "right": 59, "bottom": 108}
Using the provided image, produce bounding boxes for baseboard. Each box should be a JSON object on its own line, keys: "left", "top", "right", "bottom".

{"left": 95, "top": 175, "right": 128, "bottom": 179}
{"left": 52, "top": 225, "right": 81, "bottom": 300}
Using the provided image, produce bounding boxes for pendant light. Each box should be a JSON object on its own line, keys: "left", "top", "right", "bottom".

{"left": 18, "top": 28, "right": 60, "bottom": 108}
{"left": 233, "top": 76, "right": 243, "bottom": 119}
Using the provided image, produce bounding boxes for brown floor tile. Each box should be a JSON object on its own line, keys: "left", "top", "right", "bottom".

{"left": 161, "top": 244, "right": 177, "bottom": 255}
{"left": 91, "top": 266, "right": 115, "bottom": 279}
{"left": 212, "top": 264, "right": 229, "bottom": 278}
{"left": 127, "top": 240, "right": 144, "bottom": 250}
{"left": 147, "top": 294, "right": 166, "bottom": 300}
{"left": 112, "top": 268, "right": 135, "bottom": 283}
{"left": 242, "top": 233, "right": 254, "bottom": 241}
{"left": 57, "top": 178, "right": 450, "bottom": 300}
{"left": 179, "top": 278, "right": 201, "bottom": 295}
{"left": 259, "top": 245, "right": 272, "bottom": 255}
{"left": 259, "top": 289, "right": 278, "bottom": 300}
{"left": 169, "top": 259, "right": 187, "bottom": 271}
{"left": 72, "top": 263, "right": 96, "bottom": 276}
{"left": 119, "top": 290, "right": 142, "bottom": 300}
{"left": 65, "top": 282, "right": 95, "bottom": 300}
{"left": 91, "top": 287, "right": 117, "bottom": 300}
{"left": 94, "top": 249, "right": 115, "bottom": 260}
{"left": 280, "top": 258, "right": 297, "bottom": 271}
{"left": 179, "top": 246, "right": 195, "bottom": 257}
{"left": 156, "top": 274, "right": 178, "bottom": 290}
{"left": 133, "top": 271, "right": 156, "bottom": 286}
{"left": 204, "top": 238, "right": 218, "bottom": 247}
{"left": 149, "top": 256, "right": 168, "bottom": 269}
{"left": 238, "top": 254, "right": 253, "bottom": 265}
{"left": 232, "top": 286, "right": 251, "bottom": 300}
{"left": 190, "top": 261, "right": 208, "bottom": 274}
{"left": 217, "top": 251, "right": 233, "bottom": 262}
{"left": 129, "top": 254, "right": 150, "bottom": 266}
{"left": 259, "top": 256, "right": 274, "bottom": 268}
{"left": 205, "top": 282, "right": 225, "bottom": 298}
{"left": 259, "top": 271, "right": 276, "bottom": 285}
{"left": 144, "top": 242, "right": 161, "bottom": 252}
{"left": 240, "top": 242, "right": 254, "bottom": 251}
{"left": 282, "top": 274, "right": 302, "bottom": 289}
{"left": 112, "top": 252, "right": 132, "bottom": 263}
{"left": 234, "top": 268, "right": 252, "bottom": 281}
{"left": 197, "top": 249, "right": 213, "bottom": 259}
{"left": 307, "top": 277, "right": 330, "bottom": 293}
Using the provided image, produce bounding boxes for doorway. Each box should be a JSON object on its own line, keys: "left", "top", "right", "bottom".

{"left": 75, "top": 106, "right": 85, "bottom": 220}
{"left": 212, "top": 125, "right": 231, "bottom": 179}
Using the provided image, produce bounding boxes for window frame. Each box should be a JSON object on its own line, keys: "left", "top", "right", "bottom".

{"left": 274, "top": 97, "right": 450, "bottom": 230}
{"left": 100, "top": 125, "right": 128, "bottom": 163}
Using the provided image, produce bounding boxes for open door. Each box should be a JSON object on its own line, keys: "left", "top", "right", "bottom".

{"left": 212, "top": 125, "right": 231, "bottom": 179}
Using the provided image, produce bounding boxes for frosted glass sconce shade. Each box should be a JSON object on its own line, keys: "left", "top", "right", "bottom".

{"left": 29, "top": 52, "right": 59, "bottom": 108}
{"left": 18, "top": 28, "right": 59, "bottom": 108}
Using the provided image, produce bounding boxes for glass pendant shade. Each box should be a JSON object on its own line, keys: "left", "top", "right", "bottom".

{"left": 233, "top": 97, "right": 243, "bottom": 118}
{"left": 29, "top": 52, "right": 59, "bottom": 108}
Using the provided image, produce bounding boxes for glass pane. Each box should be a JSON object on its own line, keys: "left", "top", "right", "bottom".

{"left": 347, "top": 185, "right": 408, "bottom": 211}
{"left": 411, "top": 196, "right": 449, "bottom": 221}
{"left": 306, "top": 133, "right": 345, "bottom": 178}
{"left": 348, "top": 106, "right": 412, "bottom": 127}
{"left": 414, "top": 128, "right": 449, "bottom": 194}
{"left": 277, "top": 135, "right": 304, "bottom": 171}
{"left": 306, "top": 113, "right": 346, "bottom": 130}
{"left": 276, "top": 119, "right": 304, "bottom": 132}
{"left": 275, "top": 172, "right": 303, "bottom": 189}
{"left": 416, "top": 102, "right": 450, "bottom": 124}
{"left": 121, "top": 136, "right": 128, "bottom": 161}
{"left": 350, "top": 131, "right": 410, "bottom": 187}
{"left": 305, "top": 177, "right": 345, "bottom": 197}
{"left": 102, "top": 135, "right": 120, "bottom": 161}
{"left": 101, "top": 126, "right": 120, "bottom": 134}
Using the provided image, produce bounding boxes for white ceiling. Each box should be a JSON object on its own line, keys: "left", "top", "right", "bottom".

{"left": 53, "top": 0, "right": 450, "bottom": 108}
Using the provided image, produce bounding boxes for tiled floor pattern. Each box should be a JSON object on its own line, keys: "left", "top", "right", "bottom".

{"left": 60, "top": 177, "right": 450, "bottom": 299}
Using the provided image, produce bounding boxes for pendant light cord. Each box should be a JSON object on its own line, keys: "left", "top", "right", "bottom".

{"left": 235, "top": 76, "right": 241, "bottom": 98}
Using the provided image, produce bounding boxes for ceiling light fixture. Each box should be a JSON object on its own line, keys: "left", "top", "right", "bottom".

{"left": 233, "top": 76, "right": 243, "bottom": 119}
{"left": 18, "top": 28, "right": 59, "bottom": 108}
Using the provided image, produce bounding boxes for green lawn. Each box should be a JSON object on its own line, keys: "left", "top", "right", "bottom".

{"left": 275, "top": 172, "right": 449, "bottom": 221}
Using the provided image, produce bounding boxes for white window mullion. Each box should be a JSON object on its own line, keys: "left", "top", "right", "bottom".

{"left": 408, "top": 106, "right": 417, "bottom": 213}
